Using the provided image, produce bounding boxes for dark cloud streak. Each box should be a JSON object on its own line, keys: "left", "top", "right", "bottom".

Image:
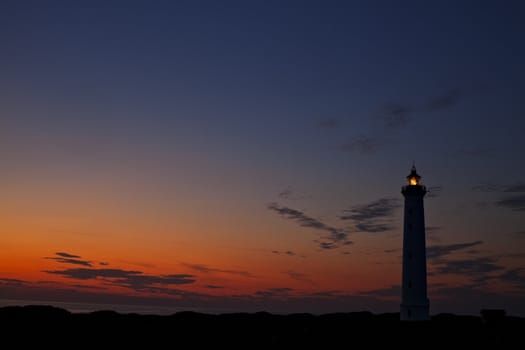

{"left": 432, "top": 257, "right": 504, "bottom": 276}
{"left": 272, "top": 250, "right": 298, "bottom": 257}
{"left": 278, "top": 188, "right": 293, "bottom": 199}
{"left": 360, "top": 285, "right": 400, "bottom": 298}
{"left": 56, "top": 252, "right": 81, "bottom": 259}
{"left": 426, "top": 186, "right": 442, "bottom": 198}
{"left": 383, "top": 248, "right": 400, "bottom": 253}
{"left": 47, "top": 257, "right": 92, "bottom": 267}
{"left": 340, "top": 198, "right": 399, "bottom": 222}
{"left": 471, "top": 183, "right": 525, "bottom": 211}
{"left": 498, "top": 268, "right": 525, "bottom": 289}
{"left": 204, "top": 285, "right": 223, "bottom": 289}
{"left": 340, "top": 198, "right": 400, "bottom": 233}
{"left": 267, "top": 203, "right": 351, "bottom": 249}
{"left": 427, "top": 240, "right": 484, "bottom": 259}
{"left": 46, "top": 252, "right": 92, "bottom": 267}
{"left": 181, "top": 263, "right": 255, "bottom": 278}
{"left": 283, "top": 270, "right": 316, "bottom": 285}
{"left": 496, "top": 195, "right": 525, "bottom": 211}
{"left": 255, "top": 287, "right": 293, "bottom": 297}
{"left": 72, "top": 284, "right": 107, "bottom": 290}
{"left": 0, "top": 278, "right": 27, "bottom": 286}
{"left": 43, "top": 268, "right": 196, "bottom": 292}
{"left": 504, "top": 185, "right": 525, "bottom": 192}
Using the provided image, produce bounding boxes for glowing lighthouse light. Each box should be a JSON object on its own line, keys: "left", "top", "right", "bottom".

{"left": 407, "top": 165, "right": 421, "bottom": 186}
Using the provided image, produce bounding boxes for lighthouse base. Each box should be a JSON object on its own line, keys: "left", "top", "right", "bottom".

{"left": 400, "top": 302, "right": 429, "bottom": 321}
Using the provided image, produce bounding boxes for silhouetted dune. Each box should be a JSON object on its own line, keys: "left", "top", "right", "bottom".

{"left": 0, "top": 305, "right": 71, "bottom": 321}
{"left": 1, "top": 305, "right": 523, "bottom": 345}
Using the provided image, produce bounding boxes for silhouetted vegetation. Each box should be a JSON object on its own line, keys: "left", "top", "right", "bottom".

{"left": 1, "top": 305, "right": 523, "bottom": 346}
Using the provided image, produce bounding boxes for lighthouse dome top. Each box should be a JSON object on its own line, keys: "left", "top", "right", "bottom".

{"left": 402, "top": 165, "right": 426, "bottom": 195}
{"left": 407, "top": 165, "right": 421, "bottom": 186}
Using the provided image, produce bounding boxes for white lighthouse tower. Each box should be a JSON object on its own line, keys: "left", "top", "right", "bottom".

{"left": 400, "top": 165, "right": 429, "bottom": 321}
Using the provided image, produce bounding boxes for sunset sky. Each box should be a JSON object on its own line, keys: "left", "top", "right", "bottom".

{"left": 1, "top": 1, "right": 524, "bottom": 315}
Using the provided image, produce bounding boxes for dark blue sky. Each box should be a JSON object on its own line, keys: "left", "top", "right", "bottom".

{"left": 3, "top": 1, "right": 524, "bottom": 171}
{"left": 1, "top": 1, "right": 524, "bottom": 315}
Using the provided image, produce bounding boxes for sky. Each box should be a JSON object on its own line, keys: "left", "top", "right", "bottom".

{"left": 1, "top": 0, "right": 524, "bottom": 316}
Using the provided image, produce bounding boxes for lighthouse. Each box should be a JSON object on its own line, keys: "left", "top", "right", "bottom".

{"left": 400, "top": 165, "right": 429, "bottom": 321}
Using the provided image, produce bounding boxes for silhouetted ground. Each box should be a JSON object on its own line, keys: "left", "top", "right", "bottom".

{"left": 1, "top": 305, "right": 523, "bottom": 346}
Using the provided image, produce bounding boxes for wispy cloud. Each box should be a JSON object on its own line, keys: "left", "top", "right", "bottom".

{"left": 71, "top": 284, "right": 107, "bottom": 290}
{"left": 56, "top": 252, "right": 81, "bottom": 259}
{"left": 359, "top": 285, "right": 400, "bottom": 298}
{"left": 255, "top": 287, "right": 293, "bottom": 297}
{"left": 496, "top": 195, "right": 525, "bottom": 211}
{"left": 432, "top": 257, "right": 504, "bottom": 275}
{"left": 426, "top": 241, "right": 506, "bottom": 285}
{"left": 317, "top": 241, "right": 337, "bottom": 250}
{"left": 340, "top": 198, "right": 399, "bottom": 221}
{"left": 45, "top": 252, "right": 92, "bottom": 267}
{"left": 43, "top": 268, "right": 195, "bottom": 292}
{"left": 427, "top": 240, "right": 484, "bottom": 260}
{"left": 267, "top": 202, "right": 351, "bottom": 249}
{"left": 334, "top": 89, "right": 462, "bottom": 157}
{"left": 423, "top": 88, "right": 462, "bottom": 112}
{"left": 305, "top": 290, "right": 343, "bottom": 298}
{"left": 500, "top": 252, "right": 525, "bottom": 259}
{"left": 278, "top": 188, "right": 293, "bottom": 199}
{"left": 181, "top": 263, "right": 255, "bottom": 278}
{"left": 354, "top": 222, "right": 393, "bottom": 233}
{"left": 283, "top": 270, "right": 316, "bottom": 285}
{"left": 498, "top": 268, "right": 525, "bottom": 290}
{"left": 336, "top": 89, "right": 463, "bottom": 156}
{"left": 426, "top": 186, "right": 442, "bottom": 198}
{"left": 379, "top": 103, "right": 412, "bottom": 128}
{"left": 384, "top": 248, "right": 400, "bottom": 254}
{"left": 46, "top": 258, "right": 92, "bottom": 267}
{"left": 340, "top": 136, "right": 378, "bottom": 154}
{"left": 277, "top": 187, "right": 311, "bottom": 201}
{"left": 502, "top": 185, "right": 525, "bottom": 192}
{"left": 272, "top": 250, "right": 298, "bottom": 257}
{"left": 340, "top": 198, "right": 400, "bottom": 233}
{"left": 471, "top": 183, "right": 525, "bottom": 212}
{"left": 375, "top": 89, "right": 461, "bottom": 130}
{"left": 0, "top": 278, "right": 27, "bottom": 286}
{"left": 425, "top": 239, "right": 525, "bottom": 290}
{"left": 203, "top": 285, "right": 223, "bottom": 289}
